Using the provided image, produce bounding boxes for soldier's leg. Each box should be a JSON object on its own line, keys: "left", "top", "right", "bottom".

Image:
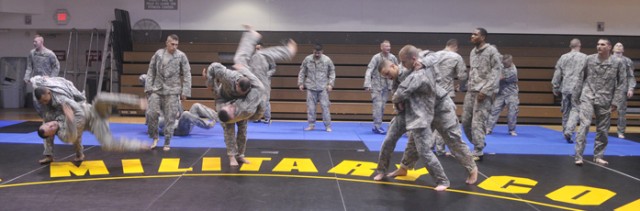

{"left": 433, "top": 99, "right": 478, "bottom": 183}
{"left": 39, "top": 136, "right": 55, "bottom": 164}
{"left": 264, "top": 100, "right": 272, "bottom": 121}
{"left": 72, "top": 135, "right": 85, "bottom": 161}
{"left": 233, "top": 29, "right": 261, "bottom": 67}
{"left": 386, "top": 132, "right": 420, "bottom": 179}
{"left": 305, "top": 90, "right": 318, "bottom": 129}
{"left": 487, "top": 95, "right": 506, "bottom": 134}
{"left": 371, "top": 89, "right": 384, "bottom": 130}
{"left": 560, "top": 93, "right": 572, "bottom": 132}
{"left": 507, "top": 95, "right": 519, "bottom": 133}
{"left": 617, "top": 96, "right": 627, "bottom": 137}
{"left": 221, "top": 122, "right": 239, "bottom": 166}
{"left": 461, "top": 92, "right": 476, "bottom": 144}
{"left": 173, "top": 112, "right": 196, "bottom": 136}
{"left": 162, "top": 95, "right": 180, "bottom": 148}
{"left": 89, "top": 110, "right": 147, "bottom": 152}
{"left": 374, "top": 116, "right": 407, "bottom": 180}
{"left": 320, "top": 89, "right": 332, "bottom": 129}
{"left": 432, "top": 130, "right": 446, "bottom": 155}
{"left": 472, "top": 94, "right": 492, "bottom": 157}
{"left": 258, "top": 45, "right": 294, "bottom": 63}
{"left": 564, "top": 95, "right": 581, "bottom": 141}
{"left": 236, "top": 120, "right": 250, "bottom": 163}
{"left": 413, "top": 127, "right": 450, "bottom": 189}
{"left": 147, "top": 93, "right": 161, "bottom": 140}
{"left": 574, "top": 100, "right": 594, "bottom": 164}
{"left": 593, "top": 105, "right": 611, "bottom": 164}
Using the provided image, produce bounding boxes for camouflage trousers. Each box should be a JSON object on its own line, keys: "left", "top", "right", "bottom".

{"left": 487, "top": 94, "right": 519, "bottom": 132}
{"left": 370, "top": 89, "right": 389, "bottom": 129}
{"left": 409, "top": 98, "right": 477, "bottom": 174}
{"left": 221, "top": 120, "right": 248, "bottom": 157}
{"left": 561, "top": 93, "right": 581, "bottom": 136}
{"left": 147, "top": 93, "right": 180, "bottom": 146}
{"left": 461, "top": 91, "right": 492, "bottom": 156}
{"left": 376, "top": 115, "right": 450, "bottom": 186}
{"left": 89, "top": 92, "right": 148, "bottom": 152}
{"left": 169, "top": 103, "right": 217, "bottom": 136}
{"left": 574, "top": 99, "right": 611, "bottom": 162}
{"left": 306, "top": 89, "right": 331, "bottom": 127}
{"left": 617, "top": 94, "right": 629, "bottom": 135}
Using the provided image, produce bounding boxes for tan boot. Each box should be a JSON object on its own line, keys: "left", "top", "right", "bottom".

{"left": 150, "top": 139, "right": 158, "bottom": 149}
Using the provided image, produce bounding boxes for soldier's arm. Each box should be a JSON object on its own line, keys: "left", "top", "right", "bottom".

{"left": 181, "top": 54, "right": 192, "bottom": 97}
{"left": 392, "top": 75, "right": 421, "bottom": 104}
{"left": 327, "top": 59, "right": 336, "bottom": 87}
{"left": 24, "top": 53, "right": 33, "bottom": 82}
{"left": 504, "top": 65, "right": 518, "bottom": 83}
{"left": 551, "top": 56, "right": 564, "bottom": 94}
{"left": 144, "top": 53, "right": 158, "bottom": 93}
{"left": 572, "top": 60, "right": 588, "bottom": 102}
{"left": 480, "top": 50, "right": 503, "bottom": 96}
{"left": 363, "top": 55, "right": 377, "bottom": 89}
{"left": 50, "top": 52, "right": 60, "bottom": 77}
{"left": 297, "top": 59, "right": 307, "bottom": 90}
{"left": 613, "top": 61, "right": 628, "bottom": 107}
{"left": 455, "top": 55, "right": 468, "bottom": 82}
{"left": 626, "top": 59, "right": 636, "bottom": 93}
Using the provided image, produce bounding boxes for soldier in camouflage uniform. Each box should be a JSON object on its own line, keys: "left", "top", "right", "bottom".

{"left": 24, "top": 35, "right": 60, "bottom": 83}
{"left": 462, "top": 28, "right": 502, "bottom": 161}
{"left": 37, "top": 92, "right": 149, "bottom": 154}
{"left": 364, "top": 40, "right": 398, "bottom": 134}
{"left": 31, "top": 76, "right": 85, "bottom": 164}
{"left": 377, "top": 50, "right": 479, "bottom": 185}
{"left": 145, "top": 34, "right": 192, "bottom": 151}
{"left": 298, "top": 44, "right": 335, "bottom": 132}
{"left": 612, "top": 42, "right": 636, "bottom": 139}
{"left": 552, "top": 38, "right": 587, "bottom": 143}
{"left": 139, "top": 74, "right": 217, "bottom": 136}
{"left": 573, "top": 38, "right": 626, "bottom": 166}
{"left": 431, "top": 39, "right": 468, "bottom": 156}
{"left": 159, "top": 103, "right": 217, "bottom": 136}
{"left": 487, "top": 54, "right": 519, "bottom": 136}
{"left": 204, "top": 62, "right": 261, "bottom": 167}
{"left": 235, "top": 25, "right": 297, "bottom": 124}
{"left": 24, "top": 35, "right": 62, "bottom": 163}
{"left": 372, "top": 45, "right": 450, "bottom": 191}
{"left": 252, "top": 43, "right": 276, "bottom": 124}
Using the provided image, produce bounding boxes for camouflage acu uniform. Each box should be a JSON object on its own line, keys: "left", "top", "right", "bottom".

{"left": 145, "top": 48, "right": 192, "bottom": 146}
{"left": 205, "top": 63, "right": 263, "bottom": 157}
{"left": 487, "top": 65, "right": 519, "bottom": 133}
{"left": 55, "top": 92, "right": 148, "bottom": 152}
{"left": 364, "top": 53, "right": 398, "bottom": 130}
{"left": 298, "top": 54, "right": 335, "bottom": 128}
{"left": 376, "top": 62, "right": 450, "bottom": 186}
{"left": 398, "top": 55, "right": 477, "bottom": 176}
{"left": 235, "top": 31, "right": 294, "bottom": 121}
{"left": 31, "top": 76, "right": 85, "bottom": 156}
{"left": 615, "top": 55, "right": 636, "bottom": 136}
{"left": 159, "top": 103, "right": 217, "bottom": 136}
{"left": 462, "top": 44, "right": 502, "bottom": 156}
{"left": 432, "top": 49, "right": 468, "bottom": 154}
{"left": 573, "top": 55, "right": 626, "bottom": 162}
{"left": 552, "top": 51, "right": 587, "bottom": 136}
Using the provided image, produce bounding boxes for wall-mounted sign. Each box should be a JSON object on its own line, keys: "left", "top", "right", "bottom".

{"left": 53, "top": 50, "right": 66, "bottom": 61}
{"left": 145, "top": 0, "right": 178, "bottom": 10}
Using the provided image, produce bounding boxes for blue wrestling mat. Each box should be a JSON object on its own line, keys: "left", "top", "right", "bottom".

{"left": 0, "top": 120, "right": 639, "bottom": 156}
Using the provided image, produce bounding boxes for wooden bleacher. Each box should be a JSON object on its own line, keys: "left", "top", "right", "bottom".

{"left": 120, "top": 42, "right": 640, "bottom": 125}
